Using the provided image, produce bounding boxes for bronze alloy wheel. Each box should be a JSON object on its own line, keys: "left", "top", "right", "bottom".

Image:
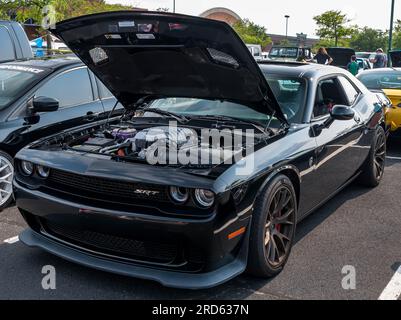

{"left": 264, "top": 186, "right": 296, "bottom": 268}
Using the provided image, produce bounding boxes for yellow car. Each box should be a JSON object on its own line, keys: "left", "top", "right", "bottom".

{"left": 358, "top": 68, "right": 401, "bottom": 132}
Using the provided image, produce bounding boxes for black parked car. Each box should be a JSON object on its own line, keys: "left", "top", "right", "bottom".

{"left": 0, "top": 57, "right": 121, "bottom": 208}
{"left": 14, "top": 12, "right": 386, "bottom": 289}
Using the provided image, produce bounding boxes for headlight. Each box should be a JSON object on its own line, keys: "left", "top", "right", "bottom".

{"left": 194, "top": 189, "right": 215, "bottom": 208}
{"left": 21, "top": 161, "right": 34, "bottom": 176}
{"left": 169, "top": 187, "right": 189, "bottom": 204}
{"left": 37, "top": 165, "right": 50, "bottom": 178}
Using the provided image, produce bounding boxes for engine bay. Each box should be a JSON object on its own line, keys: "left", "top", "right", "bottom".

{"left": 55, "top": 119, "right": 263, "bottom": 167}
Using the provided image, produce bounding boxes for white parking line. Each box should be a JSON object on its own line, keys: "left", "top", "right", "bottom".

{"left": 387, "top": 156, "right": 401, "bottom": 161}
{"left": 3, "top": 236, "right": 19, "bottom": 244}
{"left": 379, "top": 266, "right": 401, "bottom": 300}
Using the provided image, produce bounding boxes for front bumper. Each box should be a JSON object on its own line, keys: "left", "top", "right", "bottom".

{"left": 14, "top": 180, "right": 251, "bottom": 289}
{"left": 19, "top": 228, "right": 249, "bottom": 290}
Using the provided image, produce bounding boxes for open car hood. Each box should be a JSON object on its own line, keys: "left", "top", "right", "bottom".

{"left": 326, "top": 48, "right": 356, "bottom": 68}
{"left": 52, "top": 11, "right": 287, "bottom": 124}
{"left": 390, "top": 51, "right": 401, "bottom": 68}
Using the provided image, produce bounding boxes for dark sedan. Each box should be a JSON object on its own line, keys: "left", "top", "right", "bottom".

{"left": 13, "top": 12, "right": 386, "bottom": 289}
{"left": 0, "top": 57, "right": 122, "bottom": 209}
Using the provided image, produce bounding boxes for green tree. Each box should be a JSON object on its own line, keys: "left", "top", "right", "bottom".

{"left": 313, "top": 10, "right": 355, "bottom": 47}
{"left": 350, "top": 27, "right": 388, "bottom": 52}
{"left": 278, "top": 38, "right": 291, "bottom": 46}
{"left": 233, "top": 19, "right": 271, "bottom": 48}
{"left": 393, "top": 20, "right": 401, "bottom": 50}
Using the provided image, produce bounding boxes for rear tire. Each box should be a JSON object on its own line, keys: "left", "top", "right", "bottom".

{"left": 0, "top": 151, "right": 14, "bottom": 211}
{"left": 358, "top": 126, "right": 386, "bottom": 188}
{"left": 247, "top": 175, "right": 297, "bottom": 278}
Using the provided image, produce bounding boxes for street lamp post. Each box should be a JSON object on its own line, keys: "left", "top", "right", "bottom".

{"left": 173, "top": 0, "right": 176, "bottom": 13}
{"left": 285, "top": 15, "right": 290, "bottom": 39}
{"left": 388, "top": 0, "right": 395, "bottom": 66}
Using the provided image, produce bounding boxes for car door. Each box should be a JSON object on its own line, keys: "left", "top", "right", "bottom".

{"left": 23, "top": 66, "right": 104, "bottom": 143}
{"left": 309, "top": 76, "right": 365, "bottom": 202}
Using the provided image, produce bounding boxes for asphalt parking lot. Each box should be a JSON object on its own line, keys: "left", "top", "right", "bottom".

{"left": 1, "top": 140, "right": 401, "bottom": 300}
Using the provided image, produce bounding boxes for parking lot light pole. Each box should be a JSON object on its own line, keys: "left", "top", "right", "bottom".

{"left": 285, "top": 15, "right": 290, "bottom": 39}
{"left": 388, "top": 0, "right": 395, "bottom": 66}
{"left": 173, "top": 0, "right": 176, "bottom": 13}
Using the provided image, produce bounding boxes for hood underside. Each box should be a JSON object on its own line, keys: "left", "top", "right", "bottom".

{"left": 390, "top": 51, "right": 401, "bottom": 68}
{"left": 326, "top": 48, "right": 356, "bottom": 67}
{"left": 51, "top": 11, "right": 286, "bottom": 123}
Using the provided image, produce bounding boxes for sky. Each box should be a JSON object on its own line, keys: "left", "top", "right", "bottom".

{"left": 106, "top": 0, "right": 400, "bottom": 38}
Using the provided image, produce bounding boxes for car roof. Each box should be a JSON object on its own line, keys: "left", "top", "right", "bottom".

{"left": 259, "top": 61, "right": 347, "bottom": 78}
{"left": 2, "top": 55, "right": 83, "bottom": 71}
{"left": 358, "top": 68, "right": 401, "bottom": 75}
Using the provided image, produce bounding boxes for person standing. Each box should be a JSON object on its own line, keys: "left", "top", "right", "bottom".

{"left": 370, "top": 48, "right": 387, "bottom": 68}
{"left": 347, "top": 55, "right": 360, "bottom": 76}
{"left": 313, "top": 47, "right": 333, "bottom": 65}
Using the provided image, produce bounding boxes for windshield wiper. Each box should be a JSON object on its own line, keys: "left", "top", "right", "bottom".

{"left": 138, "top": 107, "right": 189, "bottom": 123}
{"left": 188, "top": 115, "right": 272, "bottom": 135}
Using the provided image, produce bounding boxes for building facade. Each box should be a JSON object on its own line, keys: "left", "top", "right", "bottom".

{"left": 199, "top": 7, "right": 241, "bottom": 26}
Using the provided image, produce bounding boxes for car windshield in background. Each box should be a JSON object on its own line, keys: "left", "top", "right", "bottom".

{"left": 269, "top": 48, "right": 298, "bottom": 58}
{"left": 0, "top": 66, "right": 46, "bottom": 110}
{"left": 149, "top": 98, "right": 281, "bottom": 128}
{"left": 358, "top": 71, "right": 401, "bottom": 90}
{"left": 264, "top": 75, "right": 307, "bottom": 123}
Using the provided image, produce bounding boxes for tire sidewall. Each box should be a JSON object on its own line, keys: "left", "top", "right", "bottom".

{"left": 248, "top": 174, "right": 297, "bottom": 277}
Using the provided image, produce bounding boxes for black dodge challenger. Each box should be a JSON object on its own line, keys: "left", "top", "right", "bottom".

{"left": 13, "top": 12, "right": 386, "bottom": 289}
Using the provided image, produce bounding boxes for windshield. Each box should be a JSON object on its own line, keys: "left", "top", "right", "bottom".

{"left": 269, "top": 48, "right": 298, "bottom": 58}
{"left": 148, "top": 98, "right": 282, "bottom": 128}
{"left": 358, "top": 71, "right": 401, "bottom": 90}
{"left": 356, "top": 53, "right": 374, "bottom": 59}
{"left": 0, "top": 66, "right": 46, "bottom": 110}
{"left": 263, "top": 74, "right": 307, "bottom": 123}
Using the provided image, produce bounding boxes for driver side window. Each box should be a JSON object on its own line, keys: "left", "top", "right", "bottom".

{"left": 313, "top": 78, "right": 348, "bottom": 119}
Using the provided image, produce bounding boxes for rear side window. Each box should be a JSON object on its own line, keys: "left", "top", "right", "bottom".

{"left": 36, "top": 68, "right": 93, "bottom": 108}
{"left": 338, "top": 76, "right": 360, "bottom": 106}
{"left": 0, "top": 26, "right": 16, "bottom": 62}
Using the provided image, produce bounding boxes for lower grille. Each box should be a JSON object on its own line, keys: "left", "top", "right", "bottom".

{"left": 44, "top": 221, "right": 178, "bottom": 264}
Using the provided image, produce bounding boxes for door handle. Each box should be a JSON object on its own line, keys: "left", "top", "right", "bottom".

{"left": 85, "top": 111, "right": 99, "bottom": 122}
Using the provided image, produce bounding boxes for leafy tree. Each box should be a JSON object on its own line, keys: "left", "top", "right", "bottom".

{"left": 393, "top": 20, "right": 401, "bottom": 50}
{"left": 278, "top": 38, "right": 291, "bottom": 46}
{"left": 233, "top": 19, "right": 272, "bottom": 48}
{"left": 156, "top": 7, "right": 170, "bottom": 12}
{"left": 0, "top": 0, "right": 132, "bottom": 23}
{"left": 313, "top": 10, "right": 354, "bottom": 47}
{"left": 350, "top": 27, "right": 388, "bottom": 52}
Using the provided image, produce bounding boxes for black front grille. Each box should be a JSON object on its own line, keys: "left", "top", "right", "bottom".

{"left": 47, "top": 170, "right": 170, "bottom": 203}
{"left": 44, "top": 221, "right": 178, "bottom": 264}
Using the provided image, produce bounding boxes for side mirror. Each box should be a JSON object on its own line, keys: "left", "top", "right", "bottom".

{"left": 30, "top": 96, "right": 59, "bottom": 113}
{"left": 312, "top": 105, "right": 355, "bottom": 137}
{"left": 330, "top": 105, "right": 355, "bottom": 121}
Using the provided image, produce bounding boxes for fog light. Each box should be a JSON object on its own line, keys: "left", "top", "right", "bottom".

{"left": 169, "top": 187, "right": 189, "bottom": 204}
{"left": 21, "top": 161, "right": 34, "bottom": 176}
{"left": 194, "top": 189, "right": 215, "bottom": 208}
{"left": 37, "top": 165, "right": 50, "bottom": 178}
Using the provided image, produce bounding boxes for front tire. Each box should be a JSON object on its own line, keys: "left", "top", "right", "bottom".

{"left": 358, "top": 126, "right": 386, "bottom": 188}
{"left": 0, "top": 151, "right": 14, "bottom": 211}
{"left": 247, "top": 175, "right": 297, "bottom": 278}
